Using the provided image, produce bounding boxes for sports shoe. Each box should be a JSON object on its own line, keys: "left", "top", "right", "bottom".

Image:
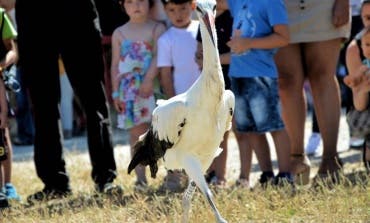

{"left": 5, "top": 183, "right": 21, "bottom": 201}
{"left": 27, "top": 187, "right": 72, "bottom": 203}
{"left": 349, "top": 136, "right": 365, "bottom": 149}
{"left": 305, "top": 133, "right": 322, "bottom": 156}
{"left": 273, "top": 172, "right": 294, "bottom": 186}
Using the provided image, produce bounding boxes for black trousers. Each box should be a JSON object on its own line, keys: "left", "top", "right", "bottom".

{"left": 15, "top": 0, "right": 117, "bottom": 190}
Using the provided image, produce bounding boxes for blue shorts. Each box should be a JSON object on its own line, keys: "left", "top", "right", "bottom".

{"left": 230, "top": 76, "right": 285, "bottom": 133}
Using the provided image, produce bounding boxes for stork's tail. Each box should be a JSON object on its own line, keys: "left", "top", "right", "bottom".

{"left": 128, "top": 129, "right": 157, "bottom": 178}
{"left": 127, "top": 127, "right": 171, "bottom": 179}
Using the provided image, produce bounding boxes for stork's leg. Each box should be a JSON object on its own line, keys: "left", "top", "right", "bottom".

{"left": 181, "top": 180, "right": 197, "bottom": 223}
{"left": 183, "top": 156, "right": 227, "bottom": 223}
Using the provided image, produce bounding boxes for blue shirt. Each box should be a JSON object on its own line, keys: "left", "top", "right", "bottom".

{"left": 227, "top": 0, "right": 288, "bottom": 78}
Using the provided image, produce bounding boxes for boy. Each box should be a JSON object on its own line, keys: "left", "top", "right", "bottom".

{"left": 226, "top": 0, "right": 293, "bottom": 186}
{"left": 157, "top": 0, "right": 200, "bottom": 191}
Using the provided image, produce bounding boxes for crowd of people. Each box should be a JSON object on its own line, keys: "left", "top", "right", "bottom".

{"left": 0, "top": 0, "right": 369, "bottom": 208}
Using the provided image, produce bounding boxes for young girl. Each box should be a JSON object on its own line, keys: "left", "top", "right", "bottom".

{"left": 344, "top": 25, "right": 370, "bottom": 172}
{"left": 110, "top": 0, "right": 166, "bottom": 186}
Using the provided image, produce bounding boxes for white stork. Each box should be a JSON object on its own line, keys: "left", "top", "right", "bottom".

{"left": 128, "top": 0, "right": 234, "bottom": 222}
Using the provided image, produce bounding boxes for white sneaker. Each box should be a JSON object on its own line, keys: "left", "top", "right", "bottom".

{"left": 349, "top": 137, "right": 365, "bottom": 149}
{"left": 305, "top": 133, "right": 322, "bottom": 155}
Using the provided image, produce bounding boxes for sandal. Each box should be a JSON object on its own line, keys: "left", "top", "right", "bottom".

{"left": 291, "top": 154, "right": 311, "bottom": 185}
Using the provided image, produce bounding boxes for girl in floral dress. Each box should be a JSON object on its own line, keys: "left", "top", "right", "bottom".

{"left": 110, "top": 0, "right": 166, "bottom": 186}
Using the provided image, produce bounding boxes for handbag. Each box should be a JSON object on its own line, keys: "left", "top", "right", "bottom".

{"left": 346, "top": 106, "right": 370, "bottom": 137}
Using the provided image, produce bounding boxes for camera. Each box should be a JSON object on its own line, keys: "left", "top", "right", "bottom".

{"left": 2, "top": 65, "right": 20, "bottom": 93}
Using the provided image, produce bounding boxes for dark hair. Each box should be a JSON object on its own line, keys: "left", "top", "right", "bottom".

{"left": 119, "top": 0, "right": 155, "bottom": 8}
{"left": 161, "top": 0, "right": 193, "bottom": 6}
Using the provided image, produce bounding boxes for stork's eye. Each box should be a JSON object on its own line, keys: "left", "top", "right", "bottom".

{"left": 196, "top": 6, "right": 202, "bottom": 13}
{"left": 213, "top": 5, "right": 216, "bottom": 12}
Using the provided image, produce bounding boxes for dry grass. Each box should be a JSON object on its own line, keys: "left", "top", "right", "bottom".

{"left": 1, "top": 146, "right": 370, "bottom": 223}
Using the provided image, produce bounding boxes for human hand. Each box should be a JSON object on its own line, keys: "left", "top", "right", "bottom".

{"left": 332, "top": 0, "right": 350, "bottom": 28}
{"left": 344, "top": 65, "right": 370, "bottom": 93}
{"left": 227, "top": 29, "right": 250, "bottom": 54}
{"left": 113, "top": 98, "right": 124, "bottom": 114}
{"left": 139, "top": 78, "right": 154, "bottom": 98}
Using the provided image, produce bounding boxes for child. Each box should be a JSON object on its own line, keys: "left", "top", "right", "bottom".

{"left": 0, "top": 6, "right": 20, "bottom": 202}
{"left": 226, "top": 0, "right": 293, "bottom": 187}
{"left": 157, "top": 0, "right": 200, "bottom": 192}
{"left": 110, "top": 0, "right": 166, "bottom": 187}
{"left": 344, "top": 26, "right": 370, "bottom": 172}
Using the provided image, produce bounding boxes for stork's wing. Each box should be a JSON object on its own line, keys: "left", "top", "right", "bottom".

{"left": 152, "top": 100, "right": 187, "bottom": 146}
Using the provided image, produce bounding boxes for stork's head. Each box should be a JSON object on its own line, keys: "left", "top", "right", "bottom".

{"left": 195, "top": 0, "right": 217, "bottom": 46}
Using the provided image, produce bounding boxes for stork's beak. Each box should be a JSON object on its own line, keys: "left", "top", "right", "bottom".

{"left": 202, "top": 11, "right": 215, "bottom": 46}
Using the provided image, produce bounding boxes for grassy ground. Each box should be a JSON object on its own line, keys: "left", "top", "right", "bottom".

{"left": 1, "top": 147, "right": 369, "bottom": 223}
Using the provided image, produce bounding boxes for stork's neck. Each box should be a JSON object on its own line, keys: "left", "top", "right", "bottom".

{"left": 200, "top": 29, "right": 225, "bottom": 97}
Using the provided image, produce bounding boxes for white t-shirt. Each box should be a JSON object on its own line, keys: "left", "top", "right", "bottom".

{"left": 157, "top": 20, "right": 200, "bottom": 95}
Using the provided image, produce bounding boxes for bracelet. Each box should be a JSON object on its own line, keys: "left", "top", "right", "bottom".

{"left": 112, "top": 91, "right": 119, "bottom": 99}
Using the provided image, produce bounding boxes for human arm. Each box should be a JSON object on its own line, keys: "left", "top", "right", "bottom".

{"left": 159, "top": 66, "right": 175, "bottom": 98}
{"left": 332, "top": 0, "right": 350, "bottom": 28}
{"left": 110, "top": 29, "right": 124, "bottom": 113}
{"left": 0, "top": 38, "right": 17, "bottom": 69}
{"left": 0, "top": 80, "right": 8, "bottom": 129}
{"left": 220, "top": 52, "right": 231, "bottom": 65}
{"left": 139, "top": 22, "right": 167, "bottom": 98}
{"left": 226, "top": 24, "right": 289, "bottom": 54}
{"left": 345, "top": 40, "right": 370, "bottom": 110}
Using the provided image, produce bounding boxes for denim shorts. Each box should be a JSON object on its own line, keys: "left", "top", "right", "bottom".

{"left": 230, "top": 76, "right": 285, "bottom": 133}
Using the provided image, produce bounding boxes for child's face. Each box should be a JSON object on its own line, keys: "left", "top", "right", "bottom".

{"left": 164, "top": 1, "right": 195, "bottom": 28}
{"left": 361, "top": 33, "right": 370, "bottom": 59}
{"left": 123, "top": 0, "right": 150, "bottom": 20}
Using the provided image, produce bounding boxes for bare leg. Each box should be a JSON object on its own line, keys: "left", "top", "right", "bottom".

{"left": 215, "top": 131, "right": 229, "bottom": 183}
{"left": 247, "top": 133, "right": 272, "bottom": 172}
{"left": 235, "top": 131, "right": 252, "bottom": 181}
{"left": 304, "top": 39, "right": 342, "bottom": 175}
{"left": 3, "top": 128, "right": 12, "bottom": 184}
{"left": 276, "top": 44, "right": 311, "bottom": 184}
{"left": 270, "top": 129, "right": 291, "bottom": 173}
{"left": 130, "top": 123, "right": 150, "bottom": 184}
{"left": 276, "top": 44, "right": 306, "bottom": 156}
